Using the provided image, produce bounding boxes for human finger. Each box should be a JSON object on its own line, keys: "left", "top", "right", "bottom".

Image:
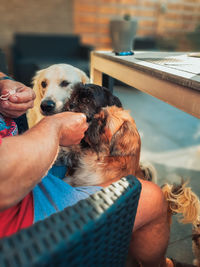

{"left": 9, "top": 86, "right": 35, "bottom": 103}
{"left": 0, "top": 99, "right": 34, "bottom": 111}
{"left": 0, "top": 108, "right": 24, "bottom": 118}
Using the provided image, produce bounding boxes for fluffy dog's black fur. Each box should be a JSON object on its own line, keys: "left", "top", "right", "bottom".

{"left": 64, "top": 83, "right": 122, "bottom": 121}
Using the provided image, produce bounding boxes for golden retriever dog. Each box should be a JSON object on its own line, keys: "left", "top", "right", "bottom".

{"left": 27, "top": 64, "right": 89, "bottom": 128}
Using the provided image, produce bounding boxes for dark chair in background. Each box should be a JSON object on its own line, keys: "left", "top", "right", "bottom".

{"left": 12, "top": 33, "right": 93, "bottom": 86}
{"left": 0, "top": 49, "right": 8, "bottom": 74}
{"left": 0, "top": 175, "right": 141, "bottom": 267}
{"left": 134, "top": 36, "right": 158, "bottom": 51}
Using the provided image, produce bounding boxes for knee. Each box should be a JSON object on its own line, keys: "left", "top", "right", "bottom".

{"left": 133, "top": 178, "right": 168, "bottom": 231}
{"left": 141, "top": 179, "right": 167, "bottom": 213}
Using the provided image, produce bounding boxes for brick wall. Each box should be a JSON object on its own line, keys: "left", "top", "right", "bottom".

{"left": 0, "top": 0, "right": 73, "bottom": 69}
{"left": 0, "top": 0, "right": 199, "bottom": 66}
{"left": 74, "top": 0, "right": 200, "bottom": 50}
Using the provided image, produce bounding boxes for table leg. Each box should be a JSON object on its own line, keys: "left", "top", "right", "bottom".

{"left": 103, "top": 74, "right": 114, "bottom": 93}
{"left": 91, "top": 68, "right": 102, "bottom": 85}
{"left": 90, "top": 64, "right": 114, "bottom": 92}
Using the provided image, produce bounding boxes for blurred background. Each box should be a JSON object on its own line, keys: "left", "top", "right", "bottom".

{"left": 0, "top": 0, "right": 200, "bottom": 81}
{"left": 0, "top": 0, "right": 200, "bottom": 264}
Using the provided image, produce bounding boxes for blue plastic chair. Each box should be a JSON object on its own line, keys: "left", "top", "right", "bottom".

{"left": 0, "top": 175, "right": 141, "bottom": 267}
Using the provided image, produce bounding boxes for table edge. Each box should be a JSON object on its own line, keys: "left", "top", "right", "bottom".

{"left": 92, "top": 51, "right": 200, "bottom": 91}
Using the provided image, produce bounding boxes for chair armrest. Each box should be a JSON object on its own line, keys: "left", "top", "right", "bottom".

{"left": 0, "top": 175, "right": 141, "bottom": 267}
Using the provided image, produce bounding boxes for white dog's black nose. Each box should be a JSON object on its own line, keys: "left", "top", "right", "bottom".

{"left": 40, "top": 100, "right": 56, "bottom": 113}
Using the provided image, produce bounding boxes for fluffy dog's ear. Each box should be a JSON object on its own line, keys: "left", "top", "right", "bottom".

{"left": 84, "top": 110, "right": 108, "bottom": 152}
{"left": 78, "top": 70, "right": 90, "bottom": 84}
{"left": 110, "top": 120, "right": 141, "bottom": 170}
{"left": 110, "top": 121, "right": 141, "bottom": 156}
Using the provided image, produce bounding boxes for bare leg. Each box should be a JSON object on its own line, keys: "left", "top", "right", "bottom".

{"left": 129, "top": 178, "right": 170, "bottom": 267}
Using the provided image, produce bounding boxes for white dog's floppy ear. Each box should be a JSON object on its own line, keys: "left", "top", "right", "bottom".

{"left": 78, "top": 70, "right": 90, "bottom": 84}
{"left": 27, "top": 69, "right": 46, "bottom": 128}
{"left": 32, "top": 69, "right": 46, "bottom": 98}
{"left": 32, "top": 69, "right": 44, "bottom": 87}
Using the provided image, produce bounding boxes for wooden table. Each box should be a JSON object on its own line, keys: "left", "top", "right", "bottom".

{"left": 90, "top": 51, "right": 200, "bottom": 118}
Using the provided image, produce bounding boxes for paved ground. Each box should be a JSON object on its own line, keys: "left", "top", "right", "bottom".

{"left": 114, "top": 85, "right": 200, "bottom": 265}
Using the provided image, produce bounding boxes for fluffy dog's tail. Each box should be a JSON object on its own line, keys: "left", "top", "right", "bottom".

{"left": 162, "top": 181, "right": 200, "bottom": 226}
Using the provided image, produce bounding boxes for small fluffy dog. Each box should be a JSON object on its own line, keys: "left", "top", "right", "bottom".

{"left": 63, "top": 105, "right": 141, "bottom": 186}
{"left": 27, "top": 64, "right": 89, "bottom": 128}
{"left": 55, "top": 83, "right": 148, "bottom": 186}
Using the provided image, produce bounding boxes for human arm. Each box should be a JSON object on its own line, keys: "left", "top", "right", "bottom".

{"left": 0, "top": 72, "right": 35, "bottom": 118}
{"left": 0, "top": 112, "right": 88, "bottom": 211}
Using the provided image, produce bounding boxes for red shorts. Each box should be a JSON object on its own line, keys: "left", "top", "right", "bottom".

{"left": 0, "top": 120, "right": 34, "bottom": 238}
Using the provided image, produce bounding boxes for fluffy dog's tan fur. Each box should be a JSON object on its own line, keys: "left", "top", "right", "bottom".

{"left": 162, "top": 182, "right": 200, "bottom": 265}
{"left": 162, "top": 181, "right": 200, "bottom": 226}
{"left": 27, "top": 64, "right": 89, "bottom": 128}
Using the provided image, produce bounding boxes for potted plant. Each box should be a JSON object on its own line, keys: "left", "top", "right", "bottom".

{"left": 109, "top": 14, "right": 138, "bottom": 55}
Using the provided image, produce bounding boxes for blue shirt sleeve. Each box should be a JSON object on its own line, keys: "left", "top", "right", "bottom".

{"left": 32, "top": 166, "right": 102, "bottom": 223}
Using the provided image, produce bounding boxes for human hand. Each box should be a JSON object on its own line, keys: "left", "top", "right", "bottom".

{"left": 0, "top": 79, "right": 36, "bottom": 118}
{"left": 54, "top": 112, "right": 88, "bottom": 146}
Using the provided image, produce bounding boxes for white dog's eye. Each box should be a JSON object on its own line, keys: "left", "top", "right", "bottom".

{"left": 41, "top": 81, "right": 47, "bottom": 88}
{"left": 60, "top": 80, "right": 69, "bottom": 87}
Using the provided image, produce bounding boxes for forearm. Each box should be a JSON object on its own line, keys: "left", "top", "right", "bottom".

{"left": 0, "top": 117, "right": 60, "bottom": 210}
